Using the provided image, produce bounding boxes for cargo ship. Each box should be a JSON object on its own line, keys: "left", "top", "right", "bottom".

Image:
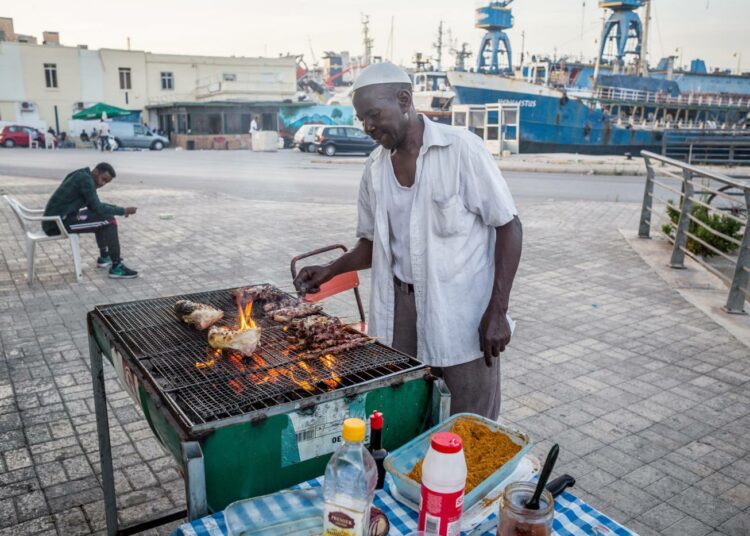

{"left": 447, "top": 1, "right": 750, "bottom": 154}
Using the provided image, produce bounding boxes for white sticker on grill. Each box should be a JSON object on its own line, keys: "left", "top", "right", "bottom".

{"left": 111, "top": 346, "right": 141, "bottom": 408}
{"left": 283, "top": 394, "right": 368, "bottom": 466}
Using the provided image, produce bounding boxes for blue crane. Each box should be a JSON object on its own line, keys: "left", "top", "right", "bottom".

{"left": 597, "top": 1, "right": 646, "bottom": 66}
{"left": 475, "top": 1, "right": 515, "bottom": 74}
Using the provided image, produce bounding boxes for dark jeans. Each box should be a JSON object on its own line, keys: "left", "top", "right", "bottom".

{"left": 45, "top": 210, "right": 121, "bottom": 262}
{"left": 392, "top": 280, "right": 502, "bottom": 420}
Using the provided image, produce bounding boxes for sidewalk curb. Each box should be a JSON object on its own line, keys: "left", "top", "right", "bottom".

{"left": 621, "top": 229, "right": 750, "bottom": 350}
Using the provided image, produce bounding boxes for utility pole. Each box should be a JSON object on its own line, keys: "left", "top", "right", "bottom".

{"left": 520, "top": 30, "right": 525, "bottom": 66}
{"left": 735, "top": 52, "right": 742, "bottom": 75}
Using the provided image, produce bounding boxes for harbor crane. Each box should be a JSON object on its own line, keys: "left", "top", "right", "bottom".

{"left": 475, "top": 0, "right": 515, "bottom": 74}
{"left": 597, "top": 1, "right": 649, "bottom": 68}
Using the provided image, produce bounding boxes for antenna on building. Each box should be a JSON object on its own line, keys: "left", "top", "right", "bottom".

{"left": 127, "top": 36, "right": 131, "bottom": 51}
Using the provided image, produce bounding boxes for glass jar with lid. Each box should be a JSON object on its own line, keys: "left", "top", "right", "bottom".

{"left": 497, "top": 481, "right": 554, "bottom": 536}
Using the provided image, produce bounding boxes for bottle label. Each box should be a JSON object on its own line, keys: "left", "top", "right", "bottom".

{"left": 418, "top": 485, "right": 464, "bottom": 536}
{"left": 323, "top": 503, "right": 366, "bottom": 536}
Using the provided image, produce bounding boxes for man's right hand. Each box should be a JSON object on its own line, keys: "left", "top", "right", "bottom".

{"left": 294, "top": 265, "right": 334, "bottom": 295}
{"left": 124, "top": 207, "right": 137, "bottom": 217}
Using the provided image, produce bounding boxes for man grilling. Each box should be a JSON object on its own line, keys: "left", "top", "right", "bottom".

{"left": 294, "top": 63, "right": 522, "bottom": 419}
{"left": 43, "top": 163, "right": 139, "bottom": 279}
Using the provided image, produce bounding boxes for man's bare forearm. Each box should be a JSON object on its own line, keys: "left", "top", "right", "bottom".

{"left": 327, "top": 238, "right": 373, "bottom": 276}
{"left": 489, "top": 216, "right": 522, "bottom": 312}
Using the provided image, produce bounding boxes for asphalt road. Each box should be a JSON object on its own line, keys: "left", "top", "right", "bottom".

{"left": 0, "top": 148, "right": 646, "bottom": 205}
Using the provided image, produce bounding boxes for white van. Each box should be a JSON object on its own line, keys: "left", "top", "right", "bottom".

{"left": 108, "top": 122, "right": 170, "bottom": 150}
{"left": 293, "top": 123, "right": 324, "bottom": 152}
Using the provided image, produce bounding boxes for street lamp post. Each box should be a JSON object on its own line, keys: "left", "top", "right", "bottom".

{"left": 734, "top": 52, "right": 742, "bottom": 75}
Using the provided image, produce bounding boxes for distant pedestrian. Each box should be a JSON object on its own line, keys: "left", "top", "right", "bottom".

{"left": 249, "top": 116, "right": 259, "bottom": 134}
{"left": 80, "top": 129, "right": 90, "bottom": 142}
{"left": 99, "top": 120, "right": 110, "bottom": 151}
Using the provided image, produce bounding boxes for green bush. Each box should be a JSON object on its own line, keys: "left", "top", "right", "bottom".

{"left": 662, "top": 200, "right": 742, "bottom": 257}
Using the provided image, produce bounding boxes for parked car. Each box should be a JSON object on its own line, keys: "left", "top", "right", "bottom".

{"left": 0, "top": 125, "right": 54, "bottom": 148}
{"left": 108, "top": 122, "right": 169, "bottom": 150}
{"left": 293, "top": 123, "right": 324, "bottom": 152}
{"left": 313, "top": 126, "right": 377, "bottom": 156}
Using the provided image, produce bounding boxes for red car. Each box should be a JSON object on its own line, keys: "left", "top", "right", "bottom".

{"left": 0, "top": 125, "right": 55, "bottom": 148}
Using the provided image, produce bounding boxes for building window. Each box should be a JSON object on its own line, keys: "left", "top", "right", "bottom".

{"left": 222, "top": 73, "right": 237, "bottom": 82}
{"left": 119, "top": 68, "right": 132, "bottom": 90}
{"left": 44, "top": 63, "right": 58, "bottom": 88}
{"left": 160, "top": 72, "right": 174, "bottom": 90}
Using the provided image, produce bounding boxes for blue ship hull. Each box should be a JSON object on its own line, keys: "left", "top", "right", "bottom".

{"left": 451, "top": 80, "right": 662, "bottom": 155}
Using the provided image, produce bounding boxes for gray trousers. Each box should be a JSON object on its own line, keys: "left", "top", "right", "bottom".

{"left": 392, "top": 282, "right": 502, "bottom": 420}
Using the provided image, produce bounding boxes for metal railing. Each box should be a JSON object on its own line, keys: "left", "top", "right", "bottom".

{"left": 595, "top": 86, "right": 750, "bottom": 109}
{"left": 661, "top": 130, "right": 750, "bottom": 166}
{"left": 639, "top": 151, "right": 750, "bottom": 313}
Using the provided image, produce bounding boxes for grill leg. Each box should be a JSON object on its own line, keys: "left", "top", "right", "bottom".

{"left": 182, "top": 441, "right": 208, "bottom": 520}
{"left": 89, "top": 330, "right": 119, "bottom": 536}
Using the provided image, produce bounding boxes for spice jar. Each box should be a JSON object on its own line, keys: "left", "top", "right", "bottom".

{"left": 497, "top": 482, "right": 554, "bottom": 536}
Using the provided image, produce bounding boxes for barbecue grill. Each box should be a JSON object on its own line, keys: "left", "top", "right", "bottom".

{"left": 88, "top": 284, "right": 449, "bottom": 535}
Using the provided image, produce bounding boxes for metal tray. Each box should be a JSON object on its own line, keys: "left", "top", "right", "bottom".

{"left": 383, "top": 413, "right": 532, "bottom": 510}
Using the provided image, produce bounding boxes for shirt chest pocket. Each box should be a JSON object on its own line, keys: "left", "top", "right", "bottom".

{"left": 431, "top": 194, "right": 470, "bottom": 237}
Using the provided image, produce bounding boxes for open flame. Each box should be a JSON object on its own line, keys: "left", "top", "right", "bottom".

{"left": 238, "top": 299, "right": 256, "bottom": 330}
{"left": 195, "top": 302, "right": 343, "bottom": 395}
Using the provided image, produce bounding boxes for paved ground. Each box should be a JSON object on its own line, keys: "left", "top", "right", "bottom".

{"left": 0, "top": 169, "right": 748, "bottom": 535}
{"left": 0, "top": 147, "right": 648, "bottom": 204}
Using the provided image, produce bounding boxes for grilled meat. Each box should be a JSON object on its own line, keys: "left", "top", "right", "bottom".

{"left": 232, "top": 285, "right": 283, "bottom": 303}
{"left": 272, "top": 303, "right": 323, "bottom": 322}
{"left": 286, "top": 314, "right": 373, "bottom": 357}
{"left": 208, "top": 325, "right": 261, "bottom": 356}
{"left": 301, "top": 337, "right": 374, "bottom": 360}
{"left": 174, "top": 300, "right": 224, "bottom": 330}
{"left": 262, "top": 296, "right": 298, "bottom": 313}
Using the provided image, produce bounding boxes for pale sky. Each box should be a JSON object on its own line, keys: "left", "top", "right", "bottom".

{"left": 4, "top": 0, "right": 749, "bottom": 72}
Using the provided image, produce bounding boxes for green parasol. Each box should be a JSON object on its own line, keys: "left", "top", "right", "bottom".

{"left": 72, "top": 103, "right": 132, "bottom": 120}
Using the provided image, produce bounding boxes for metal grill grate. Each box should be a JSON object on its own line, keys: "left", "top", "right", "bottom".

{"left": 96, "top": 286, "right": 422, "bottom": 426}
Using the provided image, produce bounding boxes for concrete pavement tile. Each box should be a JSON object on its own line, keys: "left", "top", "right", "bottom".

{"left": 659, "top": 515, "right": 713, "bottom": 536}
{"left": 668, "top": 487, "right": 740, "bottom": 528}
{"left": 720, "top": 483, "right": 750, "bottom": 511}
{"left": 719, "top": 512, "right": 750, "bottom": 536}
{"left": 638, "top": 502, "right": 687, "bottom": 532}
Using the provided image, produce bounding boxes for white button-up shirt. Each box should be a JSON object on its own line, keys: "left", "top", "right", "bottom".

{"left": 356, "top": 116, "right": 517, "bottom": 367}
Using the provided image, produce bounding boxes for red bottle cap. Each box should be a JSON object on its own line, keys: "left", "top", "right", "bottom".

{"left": 370, "top": 410, "right": 383, "bottom": 430}
{"left": 431, "top": 432, "right": 463, "bottom": 454}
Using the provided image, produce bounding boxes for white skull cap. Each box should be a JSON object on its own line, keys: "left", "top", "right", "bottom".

{"left": 351, "top": 62, "right": 412, "bottom": 93}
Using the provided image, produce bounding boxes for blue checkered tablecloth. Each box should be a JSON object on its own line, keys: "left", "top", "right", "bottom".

{"left": 173, "top": 477, "right": 637, "bottom": 536}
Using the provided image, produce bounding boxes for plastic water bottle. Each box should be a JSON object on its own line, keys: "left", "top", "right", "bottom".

{"left": 323, "top": 418, "right": 378, "bottom": 536}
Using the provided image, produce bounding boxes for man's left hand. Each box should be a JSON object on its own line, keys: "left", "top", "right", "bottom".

{"left": 479, "top": 302, "right": 511, "bottom": 367}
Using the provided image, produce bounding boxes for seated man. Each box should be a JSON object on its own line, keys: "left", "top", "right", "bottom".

{"left": 43, "top": 162, "right": 139, "bottom": 279}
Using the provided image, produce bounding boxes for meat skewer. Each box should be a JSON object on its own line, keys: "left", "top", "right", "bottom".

{"left": 300, "top": 336, "right": 375, "bottom": 360}
{"left": 174, "top": 300, "right": 224, "bottom": 330}
{"left": 272, "top": 303, "right": 323, "bottom": 322}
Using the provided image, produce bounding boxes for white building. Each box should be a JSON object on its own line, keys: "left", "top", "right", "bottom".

{"left": 0, "top": 17, "right": 297, "bottom": 132}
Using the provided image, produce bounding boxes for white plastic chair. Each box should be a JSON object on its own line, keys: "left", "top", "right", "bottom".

{"left": 3, "top": 195, "right": 82, "bottom": 284}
